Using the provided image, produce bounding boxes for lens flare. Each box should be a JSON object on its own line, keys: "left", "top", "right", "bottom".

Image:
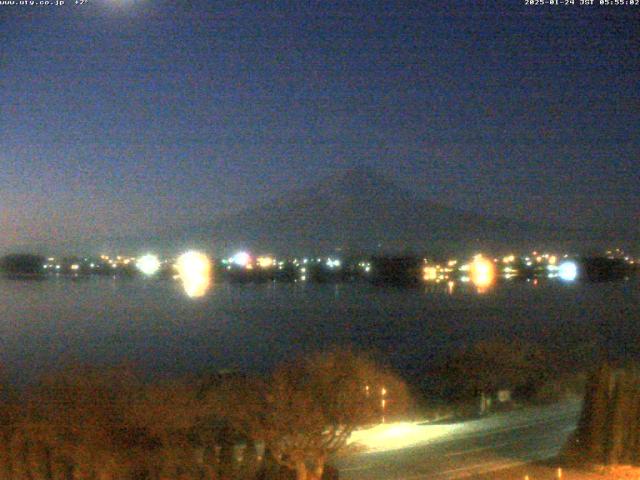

{"left": 470, "top": 255, "right": 496, "bottom": 293}
{"left": 175, "top": 251, "right": 212, "bottom": 298}
{"left": 136, "top": 254, "right": 161, "bottom": 276}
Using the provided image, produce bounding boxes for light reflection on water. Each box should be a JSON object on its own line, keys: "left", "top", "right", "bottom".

{"left": 174, "top": 251, "right": 212, "bottom": 298}
{"left": 0, "top": 276, "right": 638, "bottom": 384}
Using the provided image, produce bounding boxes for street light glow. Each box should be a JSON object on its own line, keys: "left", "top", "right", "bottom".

{"left": 470, "top": 255, "right": 496, "bottom": 292}
{"left": 558, "top": 261, "right": 578, "bottom": 282}
{"left": 136, "top": 254, "right": 161, "bottom": 276}
{"left": 256, "top": 256, "right": 275, "bottom": 268}
{"left": 175, "top": 251, "right": 212, "bottom": 298}
{"left": 232, "top": 251, "right": 251, "bottom": 267}
{"left": 348, "top": 421, "right": 462, "bottom": 453}
{"left": 423, "top": 266, "right": 437, "bottom": 282}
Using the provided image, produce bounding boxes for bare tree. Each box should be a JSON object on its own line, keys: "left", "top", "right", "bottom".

{"left": 216, "top": 348, "right": 410, "bottom": 480}
{"left": 0, "top": 350, "right": 410, "bottom": 480}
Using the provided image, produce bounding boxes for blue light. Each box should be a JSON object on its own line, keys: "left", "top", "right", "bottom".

{"left": 558, "top": 261, "right": 578, "bottom": 282}
{"left": 232, "top": 251, "right": 251, "bottom": 267}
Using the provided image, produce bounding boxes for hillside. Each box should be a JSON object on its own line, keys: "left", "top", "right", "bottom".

{"left": 169, "top": 168, "right": 586, "bottom": 256}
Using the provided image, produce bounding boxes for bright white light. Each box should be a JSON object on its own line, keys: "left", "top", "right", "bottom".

{"left": 136, "top": 254, "right": 161, "bottom": 276}
{"left": 175, "top": 251, "right": 212, "bottom": 298}
{"left": 558, "top": 261, "right": 578, "bottom": 282}
{"left": 348, "top": 421, "right": 462, "bottom": 453}
{"left": 232, "top": 251, "right": 251, "bottom": 267}
{"left": 326, "top": 258, "right": 341, "bottom": 269}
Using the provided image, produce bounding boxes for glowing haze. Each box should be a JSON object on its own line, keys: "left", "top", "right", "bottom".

{"left": 470, "top": 255, "right": 496, "bottom": 293}
{"left": 175, "top": 251, "right": 212, "bottom": 298}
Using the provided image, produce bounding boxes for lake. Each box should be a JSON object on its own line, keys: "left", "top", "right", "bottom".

{"left": 0, "top": 276, "right": 638, "bottom": 385}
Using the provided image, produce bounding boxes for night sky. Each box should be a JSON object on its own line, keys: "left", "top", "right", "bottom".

{"left": 1, "top": 0, "right": 638, "bottom": 253}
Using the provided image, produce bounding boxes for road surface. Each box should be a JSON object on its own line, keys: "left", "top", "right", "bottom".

{"left": 336, "top": 399, "right": 582, "bottom": 480}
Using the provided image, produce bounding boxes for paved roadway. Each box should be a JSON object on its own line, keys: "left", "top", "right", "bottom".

{"left": 337, "top": 400, "right": 582, "bottom": 480}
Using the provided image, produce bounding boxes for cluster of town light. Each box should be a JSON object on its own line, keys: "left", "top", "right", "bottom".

{"left": 101, "top": 254, "right": 135, "bottom": 269}
{"left": 41, "top": 247, "right": 592, "bottom": 298}
{"left": 421, "top": 251, "right": 582, "bottom": 293}
{"left": 422, "top": 255, "right": 496, "bottom": 293}
{"left": 38, "top": 247, "right": 600, "bottom": 303}
{"left": 42, "top": 254, "right": 136, "bottom": 272}
{"left": 220, "top": 252, "right": 347, "bottom": 282}
{"left": 326, "top": 258, "right": 341, "bottom": 268}
{"left": 133, "top": 251, "right": 213, "bottom": 298}
{"left": 135, "top": 250, "right": 323, "bottom": 297}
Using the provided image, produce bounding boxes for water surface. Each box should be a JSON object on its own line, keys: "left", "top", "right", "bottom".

{"left": 0, "top": 277, "right": 638, "bottom": 384}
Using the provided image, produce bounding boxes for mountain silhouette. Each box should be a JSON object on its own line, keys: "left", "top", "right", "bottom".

{"left": 169, "top": 167, "right": 594, "bottom": 256}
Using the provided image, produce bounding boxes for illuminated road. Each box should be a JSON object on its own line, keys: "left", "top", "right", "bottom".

{"left": 337, "top": 399, "right": 581, "bottom": 480}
